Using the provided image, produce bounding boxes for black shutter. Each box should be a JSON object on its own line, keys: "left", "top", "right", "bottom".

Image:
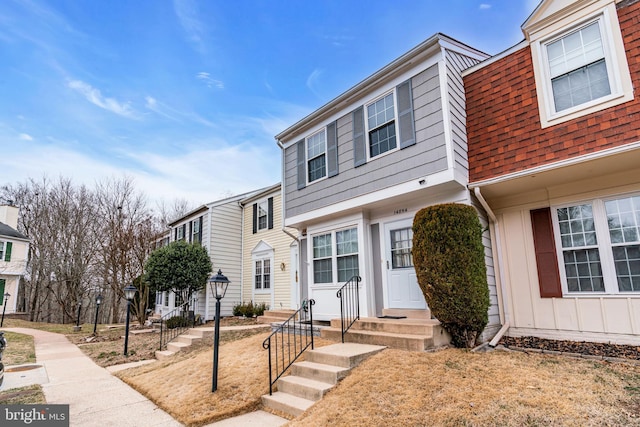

{"left": 198, "top": 216, "right": 203, "bottom": 244}
{"left": 188, "top": 221, "right": 192, "bottom": 243}
{"left": 531, "top": 208, "right": 563, "bottom": 298}
{"left": 296, "top": 139, "right": 306, "bottom": 190}
{"left": 0, "top": 279, "right": 4, "bottom": 304}
{"left": 352, "top": 106, "right": 366, "bottom": 167}
{"left": 397, "top": 79, "right": 416, "bottom": 149}
{"left": 252, "top": 203, "right": 258, "bottom": 234}
{"left": 174, "top": 228, "right": 177, "bottom": 241}
{"left": 268, "top": 197, "right": 274, "bottom": 229}
{"left": 4, "top": 242, "right": 12, "bottom": 262}
{"left": 326, "top": 121, "right": 339, "bottom": 177}
{"left": 182, "top": 224, "right": 186, "bottom": 241}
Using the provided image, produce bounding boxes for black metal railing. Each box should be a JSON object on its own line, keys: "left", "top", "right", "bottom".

{"left": 262, "top": 299, "right": 315, "bottom": 395}
{"left": 337, "top": 275, "right": 361, "bottom": 343}
{"left": 158, "top": 300, "right": 195, "bottom": 351}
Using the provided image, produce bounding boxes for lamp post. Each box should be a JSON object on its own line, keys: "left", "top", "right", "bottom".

{"left": 1, "top": 292, "right": 10, "bottom": 327}
{"left": 209, "top": 269, "right": 230, "bottom": 392}
{"left": 123, "top": 284, "right": 137, "bottom": 356}
{"left": 93, "top": 294, "right": 103, "bottom": 335}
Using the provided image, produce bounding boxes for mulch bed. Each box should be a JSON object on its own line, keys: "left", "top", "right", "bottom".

{"left": 500, "top": 336, "right": 640, "bottom": 361}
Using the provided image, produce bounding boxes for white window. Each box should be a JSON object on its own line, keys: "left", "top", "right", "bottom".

{"left": 191, "top": 218, "right": 200, "bottom": 244}
{"left": 553, "top": 194, "right": 640, "bottom": 294}
{"left": 258, "top": 200, "right": 268, "bottom": 231}
{"left": 255, "top": 259, "right": 271, "bottom": 290}
{"left": 366, "top": 92, "right": 397, "bottom": 158}
{"left": 312, "top": 227, "right": 359, "bottom": 284}
{"left": 532, "top": 5, "right": 634, "bottom": 127}
{"left": 176, "top": 226, "right": 184, "bottom": 241}
{"left": 307, "top": 129, "right": 326, "bottom": 183}
{"left": 0, "top": 241, "right": 4, "bottom": 261}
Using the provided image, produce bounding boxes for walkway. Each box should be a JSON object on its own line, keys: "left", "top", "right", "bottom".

{"left": 1, "top": 326, "right": 289, "bottom": 427}
{"left": 2, "top": 327, "right": 180, "bottom": 427}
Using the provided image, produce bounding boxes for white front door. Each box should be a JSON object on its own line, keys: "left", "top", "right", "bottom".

{"left": 290, "top": 243, "right": 299, "bottom": 309}
{"left": 384, "top": 219, "right": 427, "bottom": 309}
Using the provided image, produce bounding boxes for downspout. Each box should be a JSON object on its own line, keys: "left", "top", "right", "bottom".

{"left": 239, "top": 200, "right": 245, "bottom": 305}
{"left": 473, "top": 187, "right": 510, "bottom": 347}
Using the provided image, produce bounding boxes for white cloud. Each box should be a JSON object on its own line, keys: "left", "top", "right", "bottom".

{"left": 68, "top": 80, "right": 137, "bottom": 119}
{"left": 196, "top": 72, "right": 224, "bottom": 89}
{"left": 144, "top": 94, "right": 216, "bottom": 127}
{"left": 479, "top": 4, "right": 492, "bottom": 10}
{"left": 19, "top": 133, "right": 33, "bottom": 141}
{"left": 306, "top": 68, "right": 324, "bottom": 99}
{"left": 174, "top": 0, "right": 207, "bottom": 53}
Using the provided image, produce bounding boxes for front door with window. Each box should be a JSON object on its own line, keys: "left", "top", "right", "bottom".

{"left": 384, "top": 220, "right": 427, "bottom": 309}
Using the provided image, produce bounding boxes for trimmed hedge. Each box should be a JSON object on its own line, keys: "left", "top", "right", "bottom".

{"left": 412, "top": 203, "right": 489, "bottom": 348}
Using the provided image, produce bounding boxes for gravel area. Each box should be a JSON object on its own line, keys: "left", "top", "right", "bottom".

{"left": 500, "top": 336, "right": 640, "bottom": 361}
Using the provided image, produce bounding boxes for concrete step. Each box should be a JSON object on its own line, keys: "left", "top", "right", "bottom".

{"left": 257, "top": 309, "right": 296, "bottom": 324}
{"left": 155, "top": 350, "right": 175, "bottom": 360}
{"left": 261, "top": 391, "right": 314, "bottom": 418}
{"left": 305, "top": 343, "right": 386, "bottom": 369}
{"left": 322, "top": 328, "right": 435, "bottom": 352}
{"left": 257, "top": 316, "right": 289, "bottom": 325}
{"left": 381, "top": 308, "right": 431, "bottom": 319}
{"left": 330, "top": 317, "right": 441, "bottom": 335}
{"left": 291, "top": 361, "right": 350, "bottom": 385}
{"left": 276, "top": 375, "right": 334, "bottom": 401}
{"left": 177, "top": 334, "right": 202, "bottom": 345}
{"left": 188, "top": 327, "right": 215, "bottom": 339}
{"left": 167, "top": 341, "right": 190, "bottom": 353}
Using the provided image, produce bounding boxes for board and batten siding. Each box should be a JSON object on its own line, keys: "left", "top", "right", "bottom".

{"left": 283, "top": 63, "right": 448, "bottom": 220}
{"left": 241, "top": 192, "right": 297, "bottom": 310}
{"left": 446, "top": 50, "right": 481, "bottom": 178}
{"left": 207, "top": 202, "right": 244, "bottom": 318}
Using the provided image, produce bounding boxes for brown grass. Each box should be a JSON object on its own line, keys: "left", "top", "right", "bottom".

{"left": 117, "top": 332, "right": 334, "bottom": 427}
{"left": 2, "top": 331, "right": 37, "bottom": 365}
{"left": 0, "top": 385, "right": 46, "bottom": 404}
{"left": 289, "top": 348, "right": 640, "bottom": 427}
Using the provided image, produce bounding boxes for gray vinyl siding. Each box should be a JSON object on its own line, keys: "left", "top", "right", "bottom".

{"left": 284, "top": 63, "right": 447, "bottom": 219}
{"left": 446, "top": 50, "right": 481, "bottom": 180}
{"left": 208, "top": 202, "right": 243, "bottom": 317}
{"left": 471, "top": 194, "right": 501, "bottom": 342}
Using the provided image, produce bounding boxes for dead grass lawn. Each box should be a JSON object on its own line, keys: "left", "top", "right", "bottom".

{"left": 117, "top": 332, "right": 333, "bottom": 427}
{"left": 2, "top": 331, "right": 36, "bottom": 365}
{"left": 0, "top": 385, "right": 46, "bottom": 404}
{"left": 289, "top": 348, "right": 640, "bottom": 427}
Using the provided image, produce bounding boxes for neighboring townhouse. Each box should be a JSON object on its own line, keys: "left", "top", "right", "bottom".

{"left": 0, "top": 204, "right": 29, "bottom": 315}
{"left": 465, "top": 0, "right": 640, "bottom": 345}
{"left": 276, "top": 33, "right": 501, "bottom": 339}
{"left": 240, "top": 183, "right": 299, "bottom": 311}
{"left": 155, "top": 190, "right": 262, "bottom": 319}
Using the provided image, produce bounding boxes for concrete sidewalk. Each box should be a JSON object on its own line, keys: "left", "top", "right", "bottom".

{"left": 2, "top": 328, "right": 180, "bottom": 427}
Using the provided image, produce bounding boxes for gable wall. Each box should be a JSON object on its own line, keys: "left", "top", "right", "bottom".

{"left": 465, "top": 1, "right": 640, "bottom": 183}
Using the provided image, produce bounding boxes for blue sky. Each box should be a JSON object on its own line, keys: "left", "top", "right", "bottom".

{"left": 0, "top": 0, "right": 539, "bottom": 207}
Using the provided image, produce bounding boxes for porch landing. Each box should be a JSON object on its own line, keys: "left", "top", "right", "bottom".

{"left": 321, "top": 309, "right": 451, "bottom": 351}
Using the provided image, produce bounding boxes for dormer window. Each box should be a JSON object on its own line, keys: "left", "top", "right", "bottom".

{"left": 546, "top": 20, "right": 610, "bottom": 112}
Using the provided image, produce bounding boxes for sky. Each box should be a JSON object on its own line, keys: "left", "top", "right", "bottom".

{"left": 0, "top": 0, "right": 540, "bottom": 208}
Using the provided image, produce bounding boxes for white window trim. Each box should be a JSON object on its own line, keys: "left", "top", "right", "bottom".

{"left": 311, "top": 226, "right": 360, "bottom": 286}
{"left": 531, "top": 3, "right": 634, "bottom": 128}
{"left": 252, "top": 250, "right": 274, "bottom": 295}
{"left": 364, "top": 89, "right": 400, "bottom": 161}
{"left": 552, "top": 193, "right": 640, "bottom": 296}
{"left": 306, "top": 128, "right": 328, "bottom": 185}
{"left": 257, "top": 199, "right": 269, "bottom": 231}
{"left": 0, "top": 241, "right": 4, "bottom": 261}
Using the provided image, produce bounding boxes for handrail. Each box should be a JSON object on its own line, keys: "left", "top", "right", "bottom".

{"left": 337, "top": 276, "right": 361, "bottom": 343}
{"left": 262, "top": 299, "right": 315, "bottom": 395}
{"left": 158, "top": 298, "right": 196, "bottom": 351}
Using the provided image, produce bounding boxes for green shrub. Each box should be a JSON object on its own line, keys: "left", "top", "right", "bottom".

{"left": 165, "top": 315, "right": 188, "bottom": 329}
{"left": 412, "top": 203, "right": 490, "bottom": 348}
{"left": 232, "top": 301, "right": 269, "bottom": 317}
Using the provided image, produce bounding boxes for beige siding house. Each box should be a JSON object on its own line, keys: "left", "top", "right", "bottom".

{"left": 240, "top": 184, "right": 299, "bottom": 311}
{"left": 0, "top": 204, "right": 29, "bottom": 314}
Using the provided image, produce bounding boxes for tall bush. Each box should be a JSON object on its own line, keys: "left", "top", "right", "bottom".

{"left": 412, "top": 203, "right": 489, "bottom": 348}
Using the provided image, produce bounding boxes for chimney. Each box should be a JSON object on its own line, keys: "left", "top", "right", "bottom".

{"left": 0, "top": 204, "right": 19, "bottom": 229}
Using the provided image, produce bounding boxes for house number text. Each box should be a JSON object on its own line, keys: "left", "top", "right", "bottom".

{"left": 393, "top": 208, "right": 407, "bottom": 215}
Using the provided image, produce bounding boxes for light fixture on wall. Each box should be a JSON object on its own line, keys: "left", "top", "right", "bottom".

{"left": 280, "top": 262, "right": 286, "bottom": 271}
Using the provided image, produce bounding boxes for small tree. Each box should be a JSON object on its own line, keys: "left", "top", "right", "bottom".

{"left": 412, "top": 203, "right": 489, "bottom": 348}
{"left": 144, "top": 240, "right": 212, "bottom": 315}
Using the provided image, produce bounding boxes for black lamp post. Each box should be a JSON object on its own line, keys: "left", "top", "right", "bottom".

{"left": 93, "top": 294, "right": 103, "bottom": 335}
{"left": 209, "top": 269, "right": 230, "bottom": 392}
{"left": 1, "top": 292, "right": 10, "bottom": 327}
{"left": 123, "top": 284, "right": 137, "bottom": 356}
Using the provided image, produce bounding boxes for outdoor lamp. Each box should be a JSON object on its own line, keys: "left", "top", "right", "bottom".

{"left": 209, "top": 269, "right": 230, "bottom": 392}
{"left": 1, "top": 292, "right": 10, "bottom": 327}
{"left": 93, "top": 293, "right": 103, "bottom": 335}
{"left": 123, "top": 284, "right": 137, "bottom": 356}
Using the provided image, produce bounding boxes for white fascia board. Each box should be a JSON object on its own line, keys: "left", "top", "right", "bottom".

{"left": 284, "top": 169, "right": 460, "bottom": 227}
